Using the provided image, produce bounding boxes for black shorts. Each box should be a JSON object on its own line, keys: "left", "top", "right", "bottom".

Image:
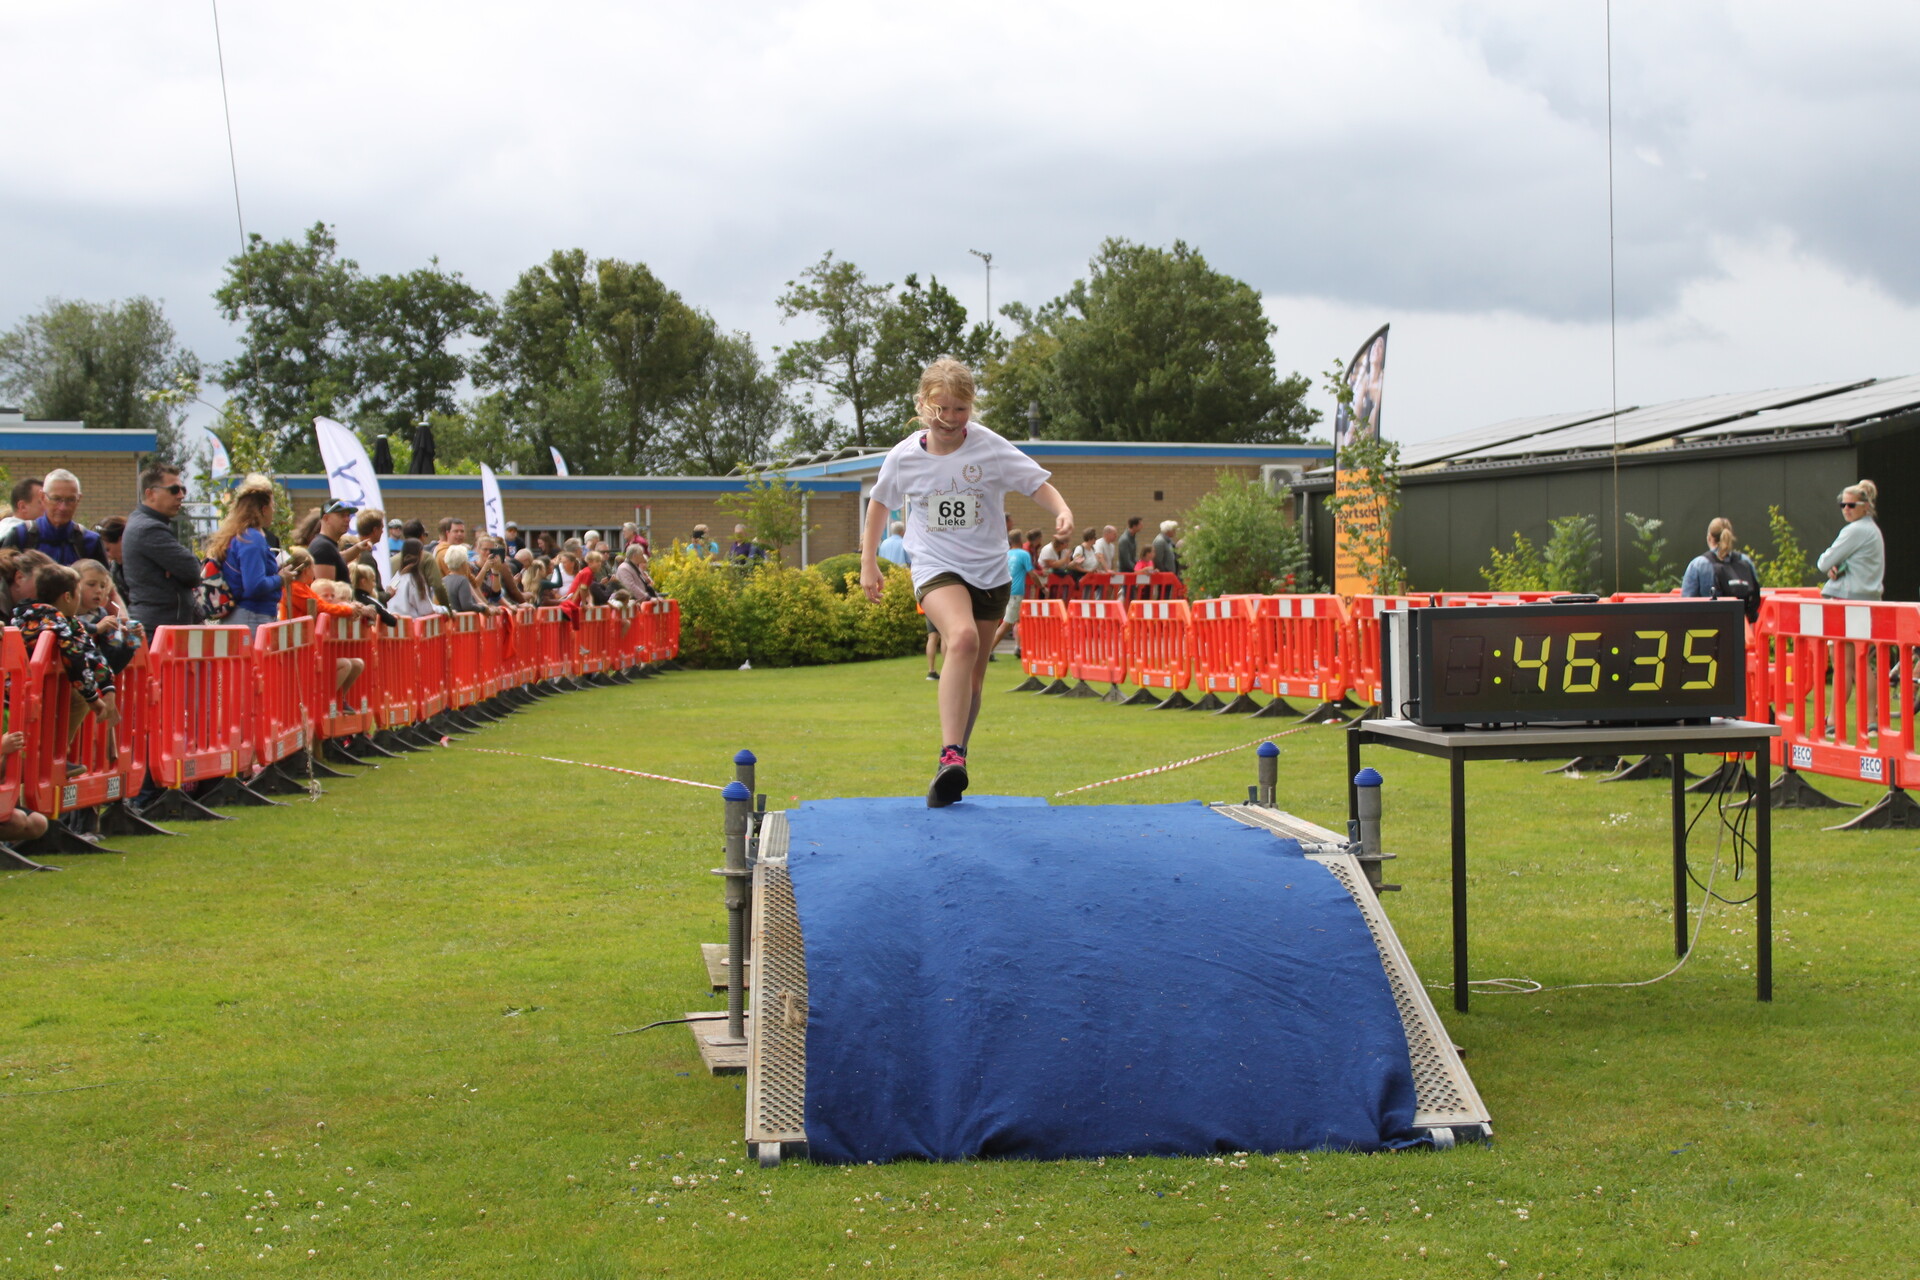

{"left": 916, "top": 572, "right": 1012, "bottom": 622}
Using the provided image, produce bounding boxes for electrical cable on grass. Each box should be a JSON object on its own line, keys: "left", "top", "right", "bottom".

{"left": 1434, "top": 786, "right": 1735, "bottom": 996}
{"left": 613, "top": 1017, "right": 712, "bottom": 1037}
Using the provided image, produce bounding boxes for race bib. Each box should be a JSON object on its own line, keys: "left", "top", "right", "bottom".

{"left": 927, "top": 494, "right": 982, "bottom": 532}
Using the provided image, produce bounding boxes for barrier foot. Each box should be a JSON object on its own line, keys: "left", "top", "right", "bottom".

{"left": 370, "top": 729, "right": 424, "bottom": 754}
{"left": 1733, "top": 767, "right": 1855, "bottom": 811}
{"left": 1009, "top": 675, "right": 1046, "bottom": 692}
{"left": 589, "top": 672, "right": 619, "bottom": 688}
{"left": 1356, "top": 702, "right": 1388, "bottom": 721}
{"left": 100, "top": 800, "right": 178, "bottom": 837}
{"left": 1824, "top": 785, "right": 1920, "bottom": 831}
{"left": 398, "top": 725, "right": 441, "bottom": 750}
{"left": 1151, "top": 690, "right": 1195, "bottom": 710}
{"left": 626, "top": 665, "right": 655, "bottom": 680}
{"left": 448, "top": 709, "right": 489, "bottom": 732}
{"left": 1063, "top": 680, "right": 1104, "bottom": 699}
{"left": 427, "top": 713, "right": 472, "bottom": 737}
{"left": 1685, "top": 760, "right": 1753, "bottom": 794}
{"left": 0, "top": 842, "right": 55, "bottom": 871}
{"left": 1116, "top": 686, "right": 1162, "bottom": 706}
{"left": 352, "top": 733, "right": 404, "bottom": 759}
{"left": 1600, "top": 754, "right": 1697, "bottom": 783}
{"left": 16, "top": 819, "right": 126, "bottom": 855}
{"left": 248, "top": 761, "right": 318, "bottom": 795}
{"left": 1039, "top": 678, "right": 1072, "bottom": 696}
{"left": 1544, "top": 754, "right": 1621, "bottom": 775}
{"left": 134, "top": 788, "right": 229, "bottom": 823}
{"left": 1298, "top": 700, "right": 1351, "bottom": 725}
{"left": 1100, "top": 683, "right": 1127, "bottom": 704}
{"left": 1248, "top": 696, "right": 1298, "bottom": 718}
{"left": 563, "top": 676, "right": 592, "bottom": 692}
{"left": 487, "top": 695, "right": 521, "bottom": 714}
{"left": 323, "top": 739, "right": 379, "bottom": 768}
{"left": 197, "top": 776, "right": 285, "bottom": 808}
{"left": 288, "top": 748, "right": 353, "bottom": 779}
{"left": 1187, "top": 692, "right": 1225, "bottom": 711}
{"left": 1214, "top": 693, "right": 1264, "bottom": 715}
{"left": 463, "top": 702, "right": 504, "bottom": 723}
{"left": 607, "top": 669, "right": 634, "bottom": 685}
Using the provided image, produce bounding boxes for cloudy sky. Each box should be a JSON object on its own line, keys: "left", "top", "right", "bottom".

{"left": 6, "top": 0, "right": 1918, "bottom": 448}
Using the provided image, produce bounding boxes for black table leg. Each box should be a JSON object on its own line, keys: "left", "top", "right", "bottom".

{"left": 1757, "top": 750, "right": 1772, "bottom": 1001}
{"left": 1346, "top": 726, "right": 1361, "bottom": 827}
{"left": 1450, "top": 755, "right": 1468, "bottom": 1013}
{"left": 1672, "top": 752, "right": 1688, "bottom": 958}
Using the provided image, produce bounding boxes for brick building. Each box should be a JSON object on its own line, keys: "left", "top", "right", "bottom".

{"left": 0, "top": 411, "right": 155, "bottom": 518}
{"left": 276, "top": 440, "right": 1329, "bottom": 564}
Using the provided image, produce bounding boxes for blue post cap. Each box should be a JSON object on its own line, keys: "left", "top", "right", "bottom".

{"left": 733, "top": 749, "right": 757, "bottom": 765}
{"left": 1256, "top": 742, "right": 1280, "bottom": 758}
{"left": 1354, "top": 767, "right": 1383, "bottom": 788}
{"left": 722, "top": 781, "right": 751, "bottom": 801}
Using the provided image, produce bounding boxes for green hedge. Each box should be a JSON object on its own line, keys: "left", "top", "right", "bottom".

{"left": 650, "top": 546, "right": 924, "bottom": 668}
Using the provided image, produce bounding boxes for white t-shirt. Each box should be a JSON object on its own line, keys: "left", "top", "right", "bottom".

{"left": 870, "top": 428, "right": 1051, "bottom": 590}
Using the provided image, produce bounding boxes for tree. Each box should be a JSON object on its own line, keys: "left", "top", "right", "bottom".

{"left": 673, "top": 331, "right": 789, "bottom": 476}
{"left": 478, "top": 249, "right": 715, "bottom": 474}
{"left": 773, "top": 252, "right": 894, "bottom": 448}
{"left": 984, "top": 238, "right": 1317, "bottom": 444}
{"left": 1180, "top": 472, "right": 1310, "bottom": 598}
{"left": 870, "top": 274, "right": 1005, "bottom": 432}
{"left": 720, "top": 469, "right": 815, "bottom": 558}
{"left": 349, "top": 259, "right": 493, "bottom": 440}
{"left": 1745, "top": 505, "right": 1814, "bottom": 587}
{"left": 0, "top": 296, "right": 202, "bottom": 457}
{"left": 213, "top": 222, "right": 360, "bottom": 465}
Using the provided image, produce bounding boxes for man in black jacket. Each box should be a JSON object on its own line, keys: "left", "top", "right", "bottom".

{"left": 123, "top": 462, "right": 203, "bottom": 631}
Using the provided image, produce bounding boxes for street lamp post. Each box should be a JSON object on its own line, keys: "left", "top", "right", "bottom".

{"left": 968, "top": 248, "right": 993, "bottom": 326}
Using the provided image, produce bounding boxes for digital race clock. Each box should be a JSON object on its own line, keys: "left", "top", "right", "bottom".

{"left": 1379, "top": 600, "right": 1747, "bottom": 728}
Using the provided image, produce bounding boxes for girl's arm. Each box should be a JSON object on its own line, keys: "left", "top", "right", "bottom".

{"left": 1029, "top": 483, "right": 1074, "bottom": 540}
{"left": 859, "top": 499, "right": 891, "bottom": 603}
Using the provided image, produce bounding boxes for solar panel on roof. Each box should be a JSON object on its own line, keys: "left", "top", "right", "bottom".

{"left": 1441, "top": 380, "right": 1866, "bottom": 462}
{"left": 1398, "top": 408, "right": 1622, "bottom": 469}
{"left": 1678, "top": 375, "right": 1917, "bottom": 438}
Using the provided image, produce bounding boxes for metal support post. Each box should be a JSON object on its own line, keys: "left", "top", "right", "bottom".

{"left": 712, "top": 780, "right": 753, "bottom": 1045}
{"left": 1255, "top": 741, "right": 1279, "bottom": 807}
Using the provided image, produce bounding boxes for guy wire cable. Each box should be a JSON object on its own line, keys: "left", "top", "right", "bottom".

{"left": 1606, "top": 0, "right": 1622, "bottom": 593}
{"left": 210, "top": 0, "right": 265, "bottom": 396}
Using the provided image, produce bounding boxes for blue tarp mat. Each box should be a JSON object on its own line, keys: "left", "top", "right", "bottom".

{"left": 785, "top": 797, "right": 1421, "bottom": 1163}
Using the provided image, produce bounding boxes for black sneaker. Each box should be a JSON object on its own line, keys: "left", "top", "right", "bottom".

{"left": 925, "top": 671, "right": 940, "bottom": 681}
{"left": 927, "top": 748, "right": 969, "bottom": 808}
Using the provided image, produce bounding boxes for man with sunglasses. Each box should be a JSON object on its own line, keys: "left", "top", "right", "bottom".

{"left": 0, "top": 468, "right": 104, "bottom": 565}
{"left": 123, "top": 462, "right": 205, "bottom": 631}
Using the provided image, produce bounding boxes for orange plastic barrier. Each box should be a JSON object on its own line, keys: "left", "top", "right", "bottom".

{"left": 0, "top": 628, "right": 26, "bottom": 816}
{"left": 1125, "top": 598, "right": 1192, "bottom": 692}
{"left": 480, "top": 611, "right": 513, "bottom": 698}
{"left": 1067, "top": 598, "right": 1129, "bottom": 685}
{"left": 19, "top": 630, "right": 147, "bottom": 818}
{"left": 1763, "top": 597, "right": 1918, "bottom": 788}
{"left": 145, "top": 625, "right": 254, "bottom": 789}
{"left": 1191, "top": 596, "right": 1260, "bottom": 696}
{"left": 575, "top": 606, "right": 609, "bottom": 679}
{"left": 532, "top": 606, "right": 569, "bottom": 681}
{"left": 1343, "top": 595, "right": 1434, "bottom": 705}
{"left": 445, "top": 612, "right": 486, "bottom": 710}
{"left": 1248, "top": 594, "right": 1346, "bottom": 703}
{"left": 409, "top": 614, "right": 450, "bottom": 722}
{"left": 659, "top": 598, "right": 681, "bottom": 659}
{"left": 1018, "top": 599, "right": 1072, "bottom": 680}
{"left": 250, "top": 617, "right": 314, "bottom": 767}
{"left": 371, "top": 620, "right": 423, "bottom": 736}
{"left": 312, "top": 614, "right": 377, "bottom": 741}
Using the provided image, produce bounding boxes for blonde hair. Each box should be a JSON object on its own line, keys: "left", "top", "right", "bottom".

{"left": 285, "top": 546, "right": 314, "bottom": 577}
{"left": 1707, "top": 517, "right": 1735, "bottom": 556}
{"left": 350, "top": 561, "right": 379, "bottom": 594}
{"left": 311, "top": 578, "right": 352, "bottom": 603}
{"left": 916, "top": 359, "right": 976, "bottom": 412}
{"left": 1843, "top": 480, "right": 1878, "bottom": 514}
{"left": 207, "top": 473, "right": 275, "bottom": 563}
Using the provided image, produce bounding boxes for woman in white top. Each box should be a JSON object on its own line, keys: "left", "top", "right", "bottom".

{"left": 386, "top": 539, "right": 444, "bottom": 618}
{"left": 860, "top": 359, "right": 1074, "bottom": 807}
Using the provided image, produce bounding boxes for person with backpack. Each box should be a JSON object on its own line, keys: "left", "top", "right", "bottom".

{"left": 0, "top": 469, "right": 104, "bottom": 566}
{"left": 206, "top": 474, "right": 281, "bottom": 634}
{"left": 1681, "top": 516, "right": 1761, "bottom": 622}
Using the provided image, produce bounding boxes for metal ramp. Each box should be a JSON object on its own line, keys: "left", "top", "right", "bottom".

{"left": 741, "top": 805, "right": 1491, "bottom": 1166}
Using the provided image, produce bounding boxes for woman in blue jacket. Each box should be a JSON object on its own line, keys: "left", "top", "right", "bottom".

{"left": 207, "top": 474, "right": 284, "bottom": 633}
{"left": 1818, "top": 480, "right": 1884, "bottom": 601}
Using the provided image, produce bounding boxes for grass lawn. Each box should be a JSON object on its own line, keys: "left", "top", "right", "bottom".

{"left": 2, "top": 656, "right": 1914, "bottom": 1278}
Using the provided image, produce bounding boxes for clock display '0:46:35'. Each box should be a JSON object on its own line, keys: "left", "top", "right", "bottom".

{"left": 1413, "top": 601, "right": 1748, "bottom": 724}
